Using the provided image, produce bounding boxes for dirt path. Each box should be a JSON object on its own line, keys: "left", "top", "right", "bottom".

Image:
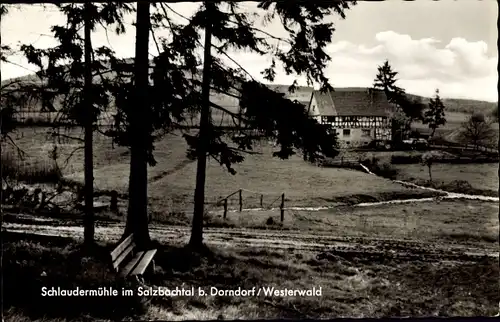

{"left": 148, "top": 159, "right": 195, "bottom": 184}
{"left": 4, "top": 221, "right": 498, "bottom": 261}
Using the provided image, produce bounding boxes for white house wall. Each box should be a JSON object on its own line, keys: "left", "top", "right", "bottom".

{"left": 319, "top": 115, "right": 392, "bottom": 148}
{"left": 335, "top": 128, "right": 371, "bottom": 148}
{"left": 333, "top": 127, "right": 392, "bottom": 148}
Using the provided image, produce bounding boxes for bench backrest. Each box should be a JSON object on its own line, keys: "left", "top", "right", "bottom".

{"left": 110, "top": 234, "right": 135, "bottom": 271}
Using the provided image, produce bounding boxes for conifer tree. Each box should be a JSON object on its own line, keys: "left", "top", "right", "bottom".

{"left": 18, "top": 3, "right": 132, "bottom": 245}
{"left": 373, "top": 60, "right": 406, "bottom": 105}
{"left": 373, "top": 60, "right": 424, "bottom": 143}
{"left": 423, "top": 89, "right": 447, "bottom": 139}
{"left": 109, "top": 0, "right": 354, "bottom": 248}
{"left": 152, "top": 1, "right": 354, "bottom": 248}
{"left": 373, "top": 60, "right": 407, "bottom": 143}
{"left": 11, "top": 1, "right": 355, "bottom": 249}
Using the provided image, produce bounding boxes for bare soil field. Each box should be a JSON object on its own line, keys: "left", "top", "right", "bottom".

{"left": 3, "top": 197, "right": 499, "bottom": 320}
{"left": 4, "top": 198, "right": 498, "bottom": 248}
{"left": 211, "top": 199, "right": 499, "bottom": 246}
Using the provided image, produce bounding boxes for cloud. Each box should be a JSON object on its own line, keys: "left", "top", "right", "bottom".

{"left": 322, "top": 31, "right": 497, "bottom": 101}
{"left": 219, "top": 31, "right": 497, "bottom": 101}
{"left": 2, "top": 13, "right": 497, "bottom": 102}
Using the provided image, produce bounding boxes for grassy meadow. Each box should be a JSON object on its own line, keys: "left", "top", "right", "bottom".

{"left": 393, "top": 163, "right": 498, "bottom": 194}
{"left": 412, "top": 110, "right": 499, "bottom": 145}
{"left": 3, "top": 71, "right": 499, "bottom": 322}
{"left": 3, "top": 126, "right": 440, "bottom": 214}
{"left": 3, "top": 125, "right": 499, "bottom": 321}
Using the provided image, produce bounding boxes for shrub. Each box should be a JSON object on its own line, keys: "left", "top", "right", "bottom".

{"left": 446, "top": 180, "right": 473, "bottom": 191}
{"left": 390, "top": 154, "right": 423, "bottom": 164}
{"left": 360, "top": 153, "right": 380, "bottom": 167}
{"left": 203, "top": 210, "right": 237, "bottom": 228}
{"left": 439, "top": 180, "right": 488, "bottom": 195}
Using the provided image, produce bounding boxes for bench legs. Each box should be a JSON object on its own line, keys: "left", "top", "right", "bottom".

{"left": 149, "top": 260, "right": 156, "bottom": 274}
{"left": 130, "top": 260, "right": 155, "bottom": 284}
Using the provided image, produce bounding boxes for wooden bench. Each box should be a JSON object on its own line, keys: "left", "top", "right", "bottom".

{"left": 110, "top": 234, "right": 157, "bottom": 282}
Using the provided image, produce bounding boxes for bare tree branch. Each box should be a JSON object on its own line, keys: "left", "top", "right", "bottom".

{"left": 48, "top": 131, "right": 85, "bottom": 143}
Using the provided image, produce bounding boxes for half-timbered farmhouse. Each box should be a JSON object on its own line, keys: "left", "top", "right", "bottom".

{"left": 307, "top": 88, "right": 392, "bottom": 148}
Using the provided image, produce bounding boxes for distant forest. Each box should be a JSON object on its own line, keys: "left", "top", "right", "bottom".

{"left": 2, "top": 70, "right": 497, "bottom": 118}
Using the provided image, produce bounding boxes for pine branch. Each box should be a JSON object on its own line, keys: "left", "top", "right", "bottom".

{"left": 208, "top": 104, "right": 240, "bottom": 122}
{"left": 227, "top": 146, "right": 263, "bottom": 155}
{"left": 149, "top": 25, "right": 162, "bottom": 55}
{"left": 161, "top": 2, "right": 192, "bottom": 22}
{"left": 62, "top": 145, "right": 84, "bottom": 168}
{"left": 4, "top": 135, "right": 26, "bottom": 160}
{"left": 212, "top": 43, "right": 256, "bottom": 81}
{"left": 47, "top": 130, "right": 85, "bottom": 143}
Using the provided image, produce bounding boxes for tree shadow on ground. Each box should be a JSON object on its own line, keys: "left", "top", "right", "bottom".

{"left": 148, "top": 241, "right": 244, "bottom": 287}
{"left": 5, "top": 231, "right": 499, "bottom": 319}
{"left": 3, "top": 232, "right": 147, "bottom": 320}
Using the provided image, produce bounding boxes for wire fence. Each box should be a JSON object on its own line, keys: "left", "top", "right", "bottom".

{"left": 205, "top": 188, "right": 287, "bottom": 222}
{"left": 13, "top": 111, "right": 115, "bottom": 126}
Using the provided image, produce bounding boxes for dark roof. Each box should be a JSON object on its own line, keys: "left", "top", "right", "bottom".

{"left": 309, "top": 88, "right": 390, "bottom": 117}
{"left": 310, "top": 89, "right": 337, "bottom": 116}
{"left": 267, "top": 85, "right": 314, "bottom": 105}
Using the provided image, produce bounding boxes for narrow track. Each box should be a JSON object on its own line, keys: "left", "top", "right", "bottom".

{"left": 4, "top": 221, "right": 497, "bottom": 262}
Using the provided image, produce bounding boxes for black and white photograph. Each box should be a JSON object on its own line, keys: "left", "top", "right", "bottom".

{"left": 1, "top": 0, "right": 499, "bottom": 320}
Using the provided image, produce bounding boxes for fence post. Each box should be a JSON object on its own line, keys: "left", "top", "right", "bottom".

{"left": 223, "top": 198, "right": 228, "bottom": 219}
{"left": 280, "top": 193, "right": 285, "bottom": 222}
{"left": 110, "top": 190, "right": 118, "bottom": 212}
{"left": 260, "top": 194, "right": 263, "bottom": 208}
{"left": 40, "top": 191, "right": 46, "bottom": 208}
{"left": 239, "top": 189, "right": 243, "bottom": 212}
{"left": 341, "top": 156, "right": 344, "bottom": 166}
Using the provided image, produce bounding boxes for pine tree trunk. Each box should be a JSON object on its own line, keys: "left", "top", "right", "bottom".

{"left": 124, "top": 1, "right": 151, "bottom": 249}
{"left": 497, "top": 2, "right": 500, "bottom": 315}
{"left": 189, "top": 1, "right": 214, "bottom": 249}
{"left": 498, "top": 118, "right": 500, "bottom": 315}
{"left": 83, "top": 2, "right": 95, "bottom": 246}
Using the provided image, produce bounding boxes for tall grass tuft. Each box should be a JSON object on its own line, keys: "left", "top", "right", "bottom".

{"left": 1, "top": 153, "right": 62, "bottom": 184}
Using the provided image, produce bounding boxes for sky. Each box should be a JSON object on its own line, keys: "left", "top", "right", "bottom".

{"left": 1, "top": 0, "right": 498, "bottom": 102}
